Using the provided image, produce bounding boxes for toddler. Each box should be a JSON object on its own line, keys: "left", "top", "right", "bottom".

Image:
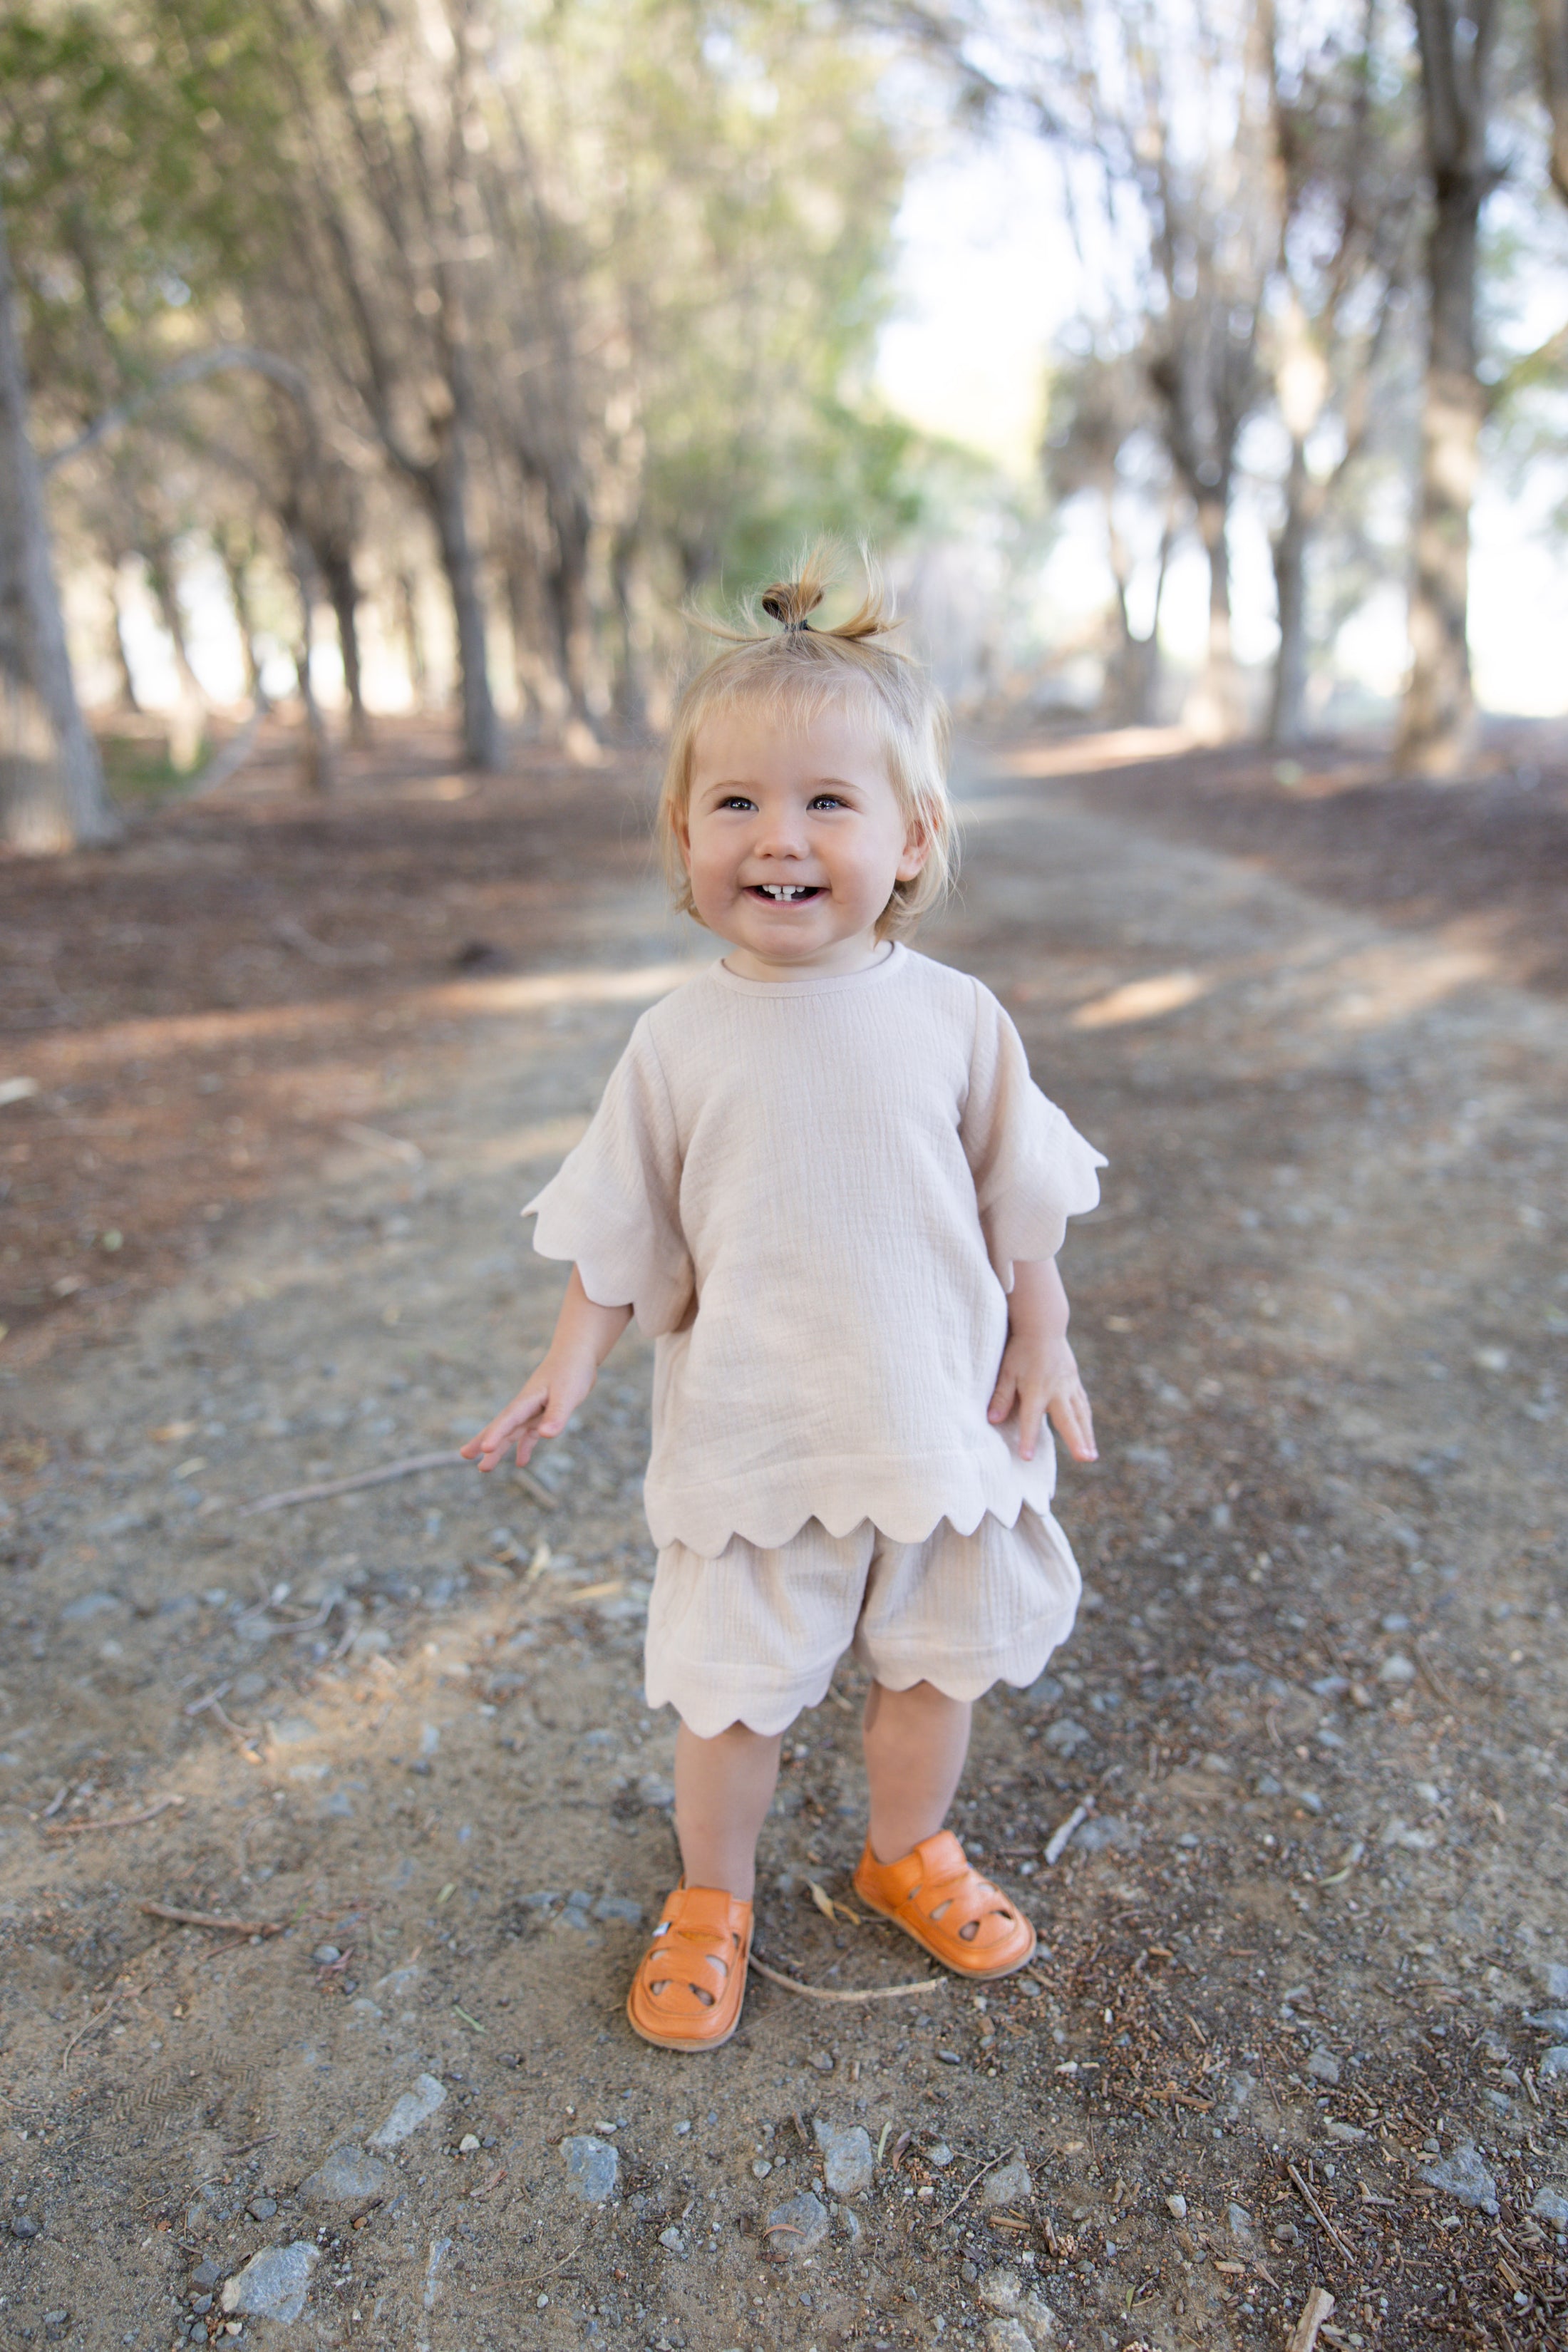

{"left": 463, "top": 555, "right": 1105, "bottom": 2053}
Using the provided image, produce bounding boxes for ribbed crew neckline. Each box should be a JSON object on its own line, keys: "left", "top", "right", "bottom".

{"left": 709, "top": 940, "right": 907, "bottom": 997}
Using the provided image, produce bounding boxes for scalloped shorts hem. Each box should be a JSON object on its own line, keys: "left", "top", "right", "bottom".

{"left": 644, "top": 1506, "right": 1080, "bottom": 1739}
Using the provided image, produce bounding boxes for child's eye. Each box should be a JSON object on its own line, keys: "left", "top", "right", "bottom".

{"left": 718, "top": 795, "right": 757, "bottom": 812}
{"left": 809, "top": 793, "right": 847, "bottom": 811}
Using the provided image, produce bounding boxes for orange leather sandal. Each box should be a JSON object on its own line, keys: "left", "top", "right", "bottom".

{"left": 626, "top": 1883, "right": 754, "bottom": 2052}
{"left": 853, "top": 1830, "right": 1036, "bottom": 1981}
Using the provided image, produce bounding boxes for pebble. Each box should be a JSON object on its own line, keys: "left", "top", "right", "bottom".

{"left": 808, "top": 2050, "right": 835, "bottom": 2073}
{"left": 1526, "top": 2009, "right": 1568, "bottom": 2035}
{"left": 1376, "top": 1654, "right": 1415, "bottom": 1686}
{"left": 813, "top": 2119, "right": 873, "bottom": 2197}
{"left": 593, "top": 1894, "right": 644, "bottom": 1926}
{"left": 1530, "top": 2187, "right": 1568, "bottom": 2227}
{"left": 1071, "top": 1815, "right": 1134, "bottom": 1855}
{"left": 220, "top": 2243, "right": 320, "bottom": 2324}
{"left": 935, "top": 2049, "right": 962, "bottom": 2067}
{"left": 1165, "top": 2194, "right": 1187, "bottom": 2220}
{"left": 765, "top": 2190, "right": 829, "bottom": 2257}
{"left": 980, "top": 2269, "right": 1023, "bottom": 2311}
{"left": 190, "top": 2264, "right": 222, "bottom": 2293}
{"left": 1023, "top": 1674, "right": 1064, "bottom": 1708}
{"left": 1041, "top": 1718, "right": 1088, "bottom": 1756}
{"left": 1306, "top": 2048, "right": 1341, "bottom": 2085}
{"left": 1418, "top": 2142, "right": 1498, "bottom": 2214}
{"left": 560, "top": 2135, "right": 620, "bottom": 2204}
{"left": 42, "top": 2311, "right": 70, "bottom": 2340}
{"left": 1544, "top": 1964, "right": 1568, "bottom": 2002}
{"left": 298, "top": 2146, "right": 393, "bottom": 2207}
{"left": 246, "top": 2196, "right": 277, "bottom": 2221}
{"left": 367, "top": 2073, "right": 447, "bottom": 2150}
{"left": 458, "top": 2133, "right": 482, "bottom": 2154}
{"left": 1227, "top": 2202, "right": 1253, "bottom": 2239}
{"left": 1219, "top": 2071, "right": 1255, "bottom": 2123}
{"left": 11, "top": 2214, "right": 41, "bottom": 2240}
{"left": 636, "top": 1773, "right": 675, "bottom": 1809}
{"left": 311, "top": 1944, "right": 342, "bottom": 1966}
{"left": 1538, "top": 2048, "right": 1568, "bottom": 2083}
{"left": 927, "top": 2142, "right": 954, "bottom": 2167}
{"left": 983, "top": 2154, "right": 1033, "bottom": 2208}
{"left": 984, "top": 2323, "right": 1033, "bottom": 2352}
{"left": 659, "top": 2226, "right": 685, "bottom": 2254}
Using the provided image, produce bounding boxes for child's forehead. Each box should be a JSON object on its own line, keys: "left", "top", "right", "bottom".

{"left": 690, "top": 686, "right": 891, "bottom": 773}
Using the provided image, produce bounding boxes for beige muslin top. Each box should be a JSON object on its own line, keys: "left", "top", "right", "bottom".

{"left": 523, "top": 943, "right": 1105, "bottom": 1557}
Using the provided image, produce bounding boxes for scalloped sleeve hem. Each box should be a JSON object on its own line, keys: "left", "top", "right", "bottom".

{"left": 963, "top": 981, "right": 1106, "bottom": 1290}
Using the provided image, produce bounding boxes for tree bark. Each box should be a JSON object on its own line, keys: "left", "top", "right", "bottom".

{"left": 0, "top": 196, "right": 120, "bottom": 852}
{"left": 1268, "top": 441, "right": 1314, "bottom": 745}
{"left": 318, "top": 544, "right": 368, "bottom": 746}
{"left": 1186, "top": 484, "right": 1241, "bottom": 742}
{"left": 143, "top": 537, "right": 208, "bottom": 772}
{"left": 426, "top": 440, "right": 501, "bottom": 772}
{"left": 396, "top": 572, "right": 428, "bottom": 710}
{"left": 1397, "top": 0, "right": 1501, "bottom": 776}
{"left": 288, "top": 529, "right": 333, "bottom": 795}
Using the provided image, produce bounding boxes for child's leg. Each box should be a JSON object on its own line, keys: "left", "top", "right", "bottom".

{"left": 862, "top": 1681, "right": 971, "bottom": 1862}
{"left": 674, "top": 1719, "right": 782, "bottom": 1902}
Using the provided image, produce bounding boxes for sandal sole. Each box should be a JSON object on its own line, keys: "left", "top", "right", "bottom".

{"left": 625, "top": 1927, "right": 753, "bottom": 2053}
{"left": 854, "top": 1883, "right": 1037, "bottom": 1983}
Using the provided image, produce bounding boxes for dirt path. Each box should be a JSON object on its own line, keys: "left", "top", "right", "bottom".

{"left": 1, "top": 735, "right": 1565, "bottom": 2352}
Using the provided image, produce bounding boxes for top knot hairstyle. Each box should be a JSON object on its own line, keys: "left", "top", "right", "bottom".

{"left": 656, "top": 545, "right": 956, "bottom": 941}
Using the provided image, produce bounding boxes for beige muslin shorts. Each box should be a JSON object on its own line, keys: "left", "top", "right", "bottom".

{"left": 644, "top": 1506, "right": 1080, "bottom": 1739}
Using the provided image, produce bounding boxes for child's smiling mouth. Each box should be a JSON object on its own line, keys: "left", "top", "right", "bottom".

{"left": 748, "top": 883, "right": 825, "bottom": 902}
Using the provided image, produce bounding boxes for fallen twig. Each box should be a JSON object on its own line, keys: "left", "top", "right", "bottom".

{"left": 1286, "top": 2285, "right": 1336, "bottom": 2352}
{"left": 61, "top": 1996, "right": 127, "bottom": 2070}
{"left": 338, "top": 1120, "right": 423, "bottom": 1166}
{"left": 1285, "top": 2161, "right": 1353, "bottom": 2261}
{"left": 1413, "top": 1637, "right": 1457, "bottom": 1710}
{"left": 44, "top": 1795, "right": 185, "bottom": 1838}
{"left": 748, "top": 1954, "right": 942, "bottom": 2003}
{"left": 939, "top": 2147, "right": 1018, "bottom": 2224}
{"left": 140, "top": 1902, "right": 285, "bottom": 1937}
{"left": 234, "top": 1450, "right": 466, "bottom": 1517}
{"left": 1043, "top": 1801, "right": 1090, "bottom": 1865}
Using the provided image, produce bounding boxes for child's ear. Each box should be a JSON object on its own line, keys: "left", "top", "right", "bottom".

{"left": 896, "top": 817, "right": 932, "bottom": 882}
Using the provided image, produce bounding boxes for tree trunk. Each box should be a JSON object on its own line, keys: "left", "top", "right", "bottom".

{"left": 143, "top": 538, "right": 207, "bottom": 772}
{"left": 0, "top": 197, "right": 120, "bottom": 852}
{"left": 108, "top": 562, "right": 143, "bottom": 713}
{"left": 610, "top": 527, "right": 646, "bottom": 735}
{"left": 425, "top": 441, "right": 501, "bottom": 772}
{"left": 1397, "top": 0, "right": 1500, "bottom": 775}
{"left": 1268, "top": 442, "right": 1312, "bottom": 745}
{"left": 216, "top": 533, "right": 264, "bottom": 704}
{"left": 546, "top": 474, "right": 599, "bottom": 746}
{"left": 319, "top": 544, "right": 368, "bottom": 746}
{"left": 396, "top": 571, "right": 428, "bottom": 709}
{"left": 1185, "top": 487, "right": 1241, "bottom": 741}
{"left": 1539, "top": 0, "right": 1568, "bottom": 207}
{"left": 288, "top": 529, "right": 332, "bottom": 794}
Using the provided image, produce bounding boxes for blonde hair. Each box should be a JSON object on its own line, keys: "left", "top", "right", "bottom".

{"left": 656, "top": 546, "right": 956, "bottom": 942}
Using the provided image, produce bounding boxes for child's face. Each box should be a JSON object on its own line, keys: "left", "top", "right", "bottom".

{"left": 679, "top": 699, "right": 928, "bottom": 979}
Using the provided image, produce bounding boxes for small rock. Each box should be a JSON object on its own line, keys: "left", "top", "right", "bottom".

{"left": 1526, "top": 2009, "right": 1568, "bottom": 2034}
{"left": 1165, "top": 2193, "right": 1187, "bottom": 2219}
{"left": 935, "top": 2049, "right": 963, "bottom": 2067}
{"left": 1017, "top": 2296, "right": 1058, "bottom": 2343}
{"left": 561, "top": 2135, "right": 620, "bottom": 2204}
{"left": 658, "top": 2225, "right": 685, "bottom": 2254}
{"left": 1306, "top": 2048, "right": 1341, "bottom": 2085}
{"left": 927, "top": 2141, "right": 954, "bottom": 2167}
{"left": 1543, "top": 1963, "right": 1568, "bottom": 2002}
{"left": 246, "top": 2196, "right": 277, "bottom": 2221}
{"left": 1227, "top": 2202, "right": 1253, "bottom": 2239}
{"left": 1219, "top": 2070, "right": 1255, "bottom": 2123}
{"left": 979, "top": 2269, "right": 1023, "bottom": 2311}
{"left": 752, "top": 2159, "right": 772, "bottom": 2178}
{"left": 636, "top": 1773, "right": 675, "bottom": 1808}
{"left": 983, "top": 2153, "right": 1033, "bottom": 2207}
{"left": 311, "top": 1944, "right": 342, "bottom": 1966}
{"left": 984, "top": 2323, "right": 1033, "bottom": 2352}
{"left": 190, "top": 2294, "right": 213, "bottom": 2315}
{"left": 190, "top": 2264, "right": 221, "bottom": 2293}
{"left": 367, "top": 2073, "right": 446, "bottom": 2150}
{"left": 298, "top": 2145, "right": 393, "bottom": 2207}
{"left": 59, "top": 1591, "right": 123, "bottom": 1622}
{"left": 814, "top": 2119, "right": 873, "bottom": 2197}
{"left": 1377, "top": 1653, "right": 1415, "bottom": 1686}
{"left": 1023, "top": 1673, "right": 1063, "bottom": 1708}
{"left": 1072, "top": 1815, "right": 1135, "bottom": 1855}
{"left": 373, "top": 1964, "right": 421, "bottom": 1996}
{"left": 1041, "top": 1718, "right": 1088, "bottom": 1755}
{"left": 1539, "top": 2048, "right": 1568, "bottom": 2083}
{"left": 1418, "top": 2142, "right": 1498, "bottom": 2214}
{"left": 764, "top": 2190, "right": 830, "bottom": 2257}
{"left": 808, "top": 2049, "right": 835, "bottom": 2073}
{"left": 458, "top": 2133, "right": 481, "bottom": 2154}
{"left": 41, "top": 2312, "right": 70, "bottom": 2340}
{"left": 220, "top": 2243, "right": 320, "bottom": 2324}
{"left": 1530, "top": 2186, "right": 1568, "bottom": 2226}
{"left": 11, "top": 2214, "right": 41, "bottom": 2240}
{"left": 592, "top": 1894, "right": 644, "bottom": 1926}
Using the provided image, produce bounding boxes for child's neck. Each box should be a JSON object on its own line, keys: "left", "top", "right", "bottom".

{"left": 720, "top": 931, "right": 892, "bottom": 984}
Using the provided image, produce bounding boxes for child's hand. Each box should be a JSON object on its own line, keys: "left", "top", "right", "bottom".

{"left": 460, "top": 1347, "right": 598, "bottom": 1472}
{"left": 987, "top": 1331, "right": 1098, "bottom": 1465}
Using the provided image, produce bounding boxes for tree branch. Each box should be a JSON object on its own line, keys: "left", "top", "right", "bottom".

{"left": 42, "top": 346, "right": 311, "bottom": 475}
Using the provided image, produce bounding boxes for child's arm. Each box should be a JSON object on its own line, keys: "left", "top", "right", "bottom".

{"left": 460, "top": 1266, "right": 631, "bottom": 1472}
{"left": 986, "top": 1256, "right": 1097, "bottom": 1465}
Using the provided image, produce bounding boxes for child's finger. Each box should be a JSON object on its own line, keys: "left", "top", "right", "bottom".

{"left": 1049, "top": 1384, "right": 1098, "bottom": 1463}
{"left": 986, "top": 1366, "right": 1018, "bottom": 1426}
{"left": 463, "top": 1389, "right": 548, "bottom": 1470}
{"left": 1016, "top": 1383, "right": 1047, "bottom": 1461}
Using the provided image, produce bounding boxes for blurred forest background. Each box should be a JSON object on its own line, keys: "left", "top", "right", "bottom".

{"left": 3, "top": 0, "right": 1568, "bottom": 853}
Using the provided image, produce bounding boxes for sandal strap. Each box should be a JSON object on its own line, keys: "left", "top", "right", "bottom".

{"left": 865, "top": 1831, "right": 1023, "bottom": 1946}
{"left": 633, "top": 1885, "right": 751, "bottom": 2012}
